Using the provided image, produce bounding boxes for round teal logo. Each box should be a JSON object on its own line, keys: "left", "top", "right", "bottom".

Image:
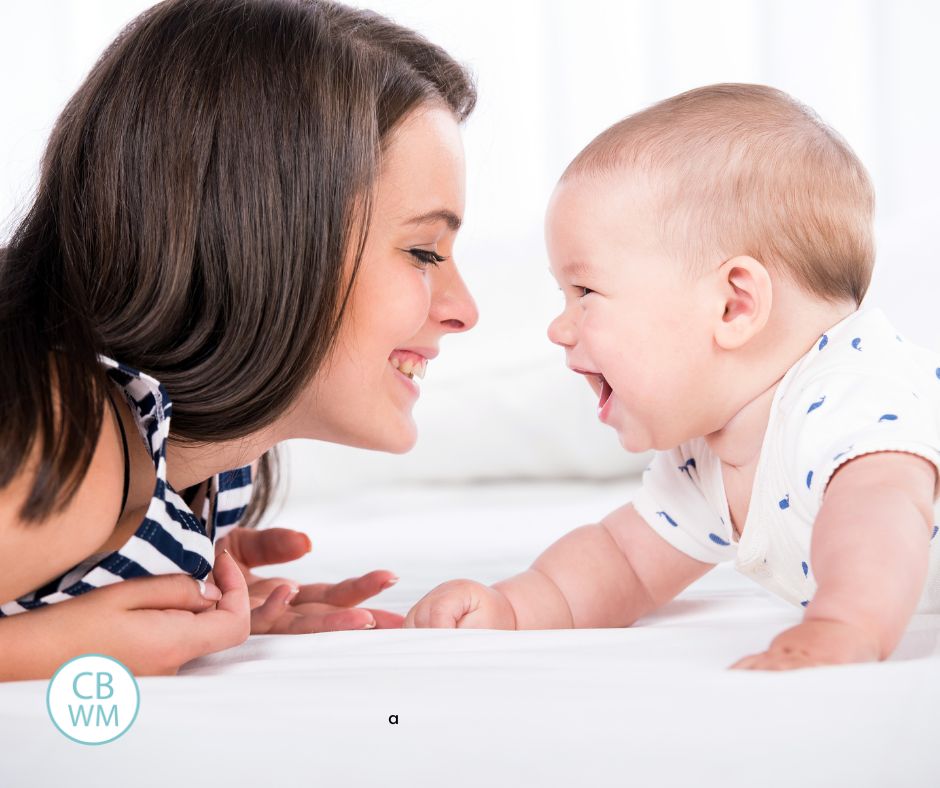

{"left": 46, "top": 654, "right": 140, "bottom": 745}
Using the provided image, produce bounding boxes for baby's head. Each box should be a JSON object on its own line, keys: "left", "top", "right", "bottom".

{"left": 546, "top": 83, "right": 874, "bottom": 452}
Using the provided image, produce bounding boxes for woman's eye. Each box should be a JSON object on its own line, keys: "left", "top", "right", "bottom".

{"left": 578, "top": 286, "right": 594, "bottom": 298}
{"left": 407, "top": 248, "right": 447, "bottom": 267}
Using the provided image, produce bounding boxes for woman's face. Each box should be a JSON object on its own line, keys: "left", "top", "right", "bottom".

{"left": 290, "top": 105, "right": 478, "bottom": 452}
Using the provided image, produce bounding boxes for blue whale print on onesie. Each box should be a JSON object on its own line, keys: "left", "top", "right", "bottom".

{"left": 807, "top": 395, "right": 826, "bottom": 414}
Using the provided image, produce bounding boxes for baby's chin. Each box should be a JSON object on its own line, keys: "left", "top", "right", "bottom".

{"left": 610, "top": 415, "right": 660, "bottom": 454}
{"left": 617, "top": 430, "right": 652, "bottom": 454}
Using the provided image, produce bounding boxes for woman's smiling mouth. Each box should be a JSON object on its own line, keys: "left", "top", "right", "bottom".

{"left": 388, "top": 347, "right": 437, "bottom": 386}
{"left": 389, "top": 354, "right": 427, "bottom": 379}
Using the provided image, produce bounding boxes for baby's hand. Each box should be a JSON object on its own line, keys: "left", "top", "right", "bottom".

{"left": 730, "top": 619, "right": 881, "bottom": 671}
{"left": 403, "top": 579, "right": 517, "bottom": 629}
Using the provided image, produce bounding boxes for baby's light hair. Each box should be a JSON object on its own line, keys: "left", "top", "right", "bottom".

{"left": 563, "top": 83, "right": 875, "bottom": 306}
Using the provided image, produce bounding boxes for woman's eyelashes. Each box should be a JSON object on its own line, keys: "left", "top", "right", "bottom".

{"left": 577, "top": 285, "right": 594, "bottom": 298}
{"left": 406, "top": 248, "right": 447, "bottom": 268}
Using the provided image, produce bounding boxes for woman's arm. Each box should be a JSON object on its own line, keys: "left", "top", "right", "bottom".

{"left": 0, "top": 551, "right": 249, "bottom": 682}
{"left": 0, "top": 385, "right": 125, "bottom": 606}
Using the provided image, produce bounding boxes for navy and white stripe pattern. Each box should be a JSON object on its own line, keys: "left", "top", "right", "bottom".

{"left": 0, "top": 354, "right": 254, "bottom": 617}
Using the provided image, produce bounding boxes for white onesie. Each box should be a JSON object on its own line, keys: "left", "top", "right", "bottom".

{"left": 631, "top": 306, "right": 940, "bottom": 613}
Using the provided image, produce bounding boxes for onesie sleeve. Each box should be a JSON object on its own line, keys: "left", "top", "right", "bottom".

{"left": 631, "top": 443, "right": 735, "bottom": 564}
{"left": 788, "top": 371, "right": 940, "bottom": 514}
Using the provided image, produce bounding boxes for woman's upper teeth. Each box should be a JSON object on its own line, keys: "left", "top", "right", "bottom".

{"left": 390, "top": 356, "right": 427, "bottom": 379}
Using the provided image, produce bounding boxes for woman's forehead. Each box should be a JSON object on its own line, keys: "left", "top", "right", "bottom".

{"left": 376, "top": 107, "right": 466, "bottom": 223}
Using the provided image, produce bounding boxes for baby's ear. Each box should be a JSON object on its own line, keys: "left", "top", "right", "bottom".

{"left": 712, "top": 255, "right": 772, "bottom": 350}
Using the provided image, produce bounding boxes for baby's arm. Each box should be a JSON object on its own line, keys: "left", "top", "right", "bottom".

{"left": 404, "top": 502, "right": 714, "bottom": 629}
{"left": 732, "top": 450, "right": 937, "bottom": 669}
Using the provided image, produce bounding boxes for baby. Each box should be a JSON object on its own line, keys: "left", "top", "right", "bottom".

{"left": 404, "top": 83, "right": 940, "bottom": 670}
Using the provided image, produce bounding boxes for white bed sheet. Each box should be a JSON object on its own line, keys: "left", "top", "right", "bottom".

{"left": 1, "top": 478, "right": 938, "bottom": 787}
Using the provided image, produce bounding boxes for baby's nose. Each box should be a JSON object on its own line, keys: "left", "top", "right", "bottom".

{"left": 547, "top": 311, "right": 574, "bottom": 348}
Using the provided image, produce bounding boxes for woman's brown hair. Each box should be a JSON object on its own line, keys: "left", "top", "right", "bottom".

{"left": 0, "top": 0, "right": 476, "bottom": 527}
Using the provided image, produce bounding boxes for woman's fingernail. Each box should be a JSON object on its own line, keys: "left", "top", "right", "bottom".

{"left": 199, "top": 580, "right": 222, "bottom": 600}
{"left": 382, "top": 576, "right": 400, "bottom": 589}
{"left": 284, "top": 587, "right": 300, "bottom": 605}
{"left": 362, "top": 618, "right": 376, "bottom": 629}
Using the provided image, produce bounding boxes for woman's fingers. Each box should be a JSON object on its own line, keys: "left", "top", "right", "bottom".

{"left": 364, "top": 608, "right": 405, "bottom": 629}
{"left": 211, "top": 549, "right": 251, "bottom": 619}
{"left": 119, "top": 572, "right": 221, "bottom": 613}
{"left": 292, "top": 570, "right": 398, "bottom": 607}
{"left": 250, "top": 584, "right": 301, "bottom": 634}
{"left": 112, "top": 550, "right": 252, "bottom": 666}
{"left": 119, "top": 550, "right": 245, "bottom": 615}
{"left": 253, "top": 601, "right": 405, "bottom": 634}
{"left": 176, "top": 550, "right": 252, "bottom": 661}
{"left": 270, "top": 603, "right": 377, "bottom": 634}
{"left": 220, "top": 527, "right": 312, "bottom": 569}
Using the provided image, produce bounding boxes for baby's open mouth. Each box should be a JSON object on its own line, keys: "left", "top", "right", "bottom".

{"left": 598, "top": 375, "right": 613, "bottom": 409}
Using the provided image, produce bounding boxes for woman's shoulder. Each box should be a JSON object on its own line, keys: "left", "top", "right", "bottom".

{"left": 0, "top": 360, "right": 127, "bottom": 605}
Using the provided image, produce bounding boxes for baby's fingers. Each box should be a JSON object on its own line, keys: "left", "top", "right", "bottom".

{"left": 428, "top": 598, "right": 467, "bottom": 628}
{"left": 729, "top": 652, "right": 763, "bottom": 670}
{"left": 730, "top": 651, "right": 819, "bottom": 671}
{"left": 404, "top": 593, "right": 469, "bottom": 629}
{"left": 402, "top": 599, "right": 432, "bottom": 628}
{"left": 402, "top": 604, "right": 419, "bottom": 628}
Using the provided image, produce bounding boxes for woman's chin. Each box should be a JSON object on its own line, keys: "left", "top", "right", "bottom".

{"left": 370, "top": 417, "right": 418, "bottom": 454}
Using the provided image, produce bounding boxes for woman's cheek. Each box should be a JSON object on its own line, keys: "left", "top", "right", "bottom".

{"left": 397, "top": 271, "right": 433, "bottom": 336}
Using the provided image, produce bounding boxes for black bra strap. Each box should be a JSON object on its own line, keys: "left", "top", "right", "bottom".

{"left": 105, "top": 387, "right": 130, "bottom": 521}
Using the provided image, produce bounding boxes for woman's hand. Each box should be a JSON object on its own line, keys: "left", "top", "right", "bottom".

{"left": 0, "top": 550, "right": 250, "bottom": 681}
{"left": 213, "top": 526, "right": 404, "bottom": 633}
{"left": 729, "top": 619, "right": 882, "bottom": 670}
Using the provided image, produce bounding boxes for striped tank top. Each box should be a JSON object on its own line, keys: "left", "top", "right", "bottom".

{"left": 0, "top": 354, "right": 254, "bottom": 617}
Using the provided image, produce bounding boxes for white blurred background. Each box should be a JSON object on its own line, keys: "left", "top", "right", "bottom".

{"left": 2, "top": 1, "right": 938, "bottom": 505}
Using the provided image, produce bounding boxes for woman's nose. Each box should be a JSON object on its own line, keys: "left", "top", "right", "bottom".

{"left": 432, "top": 264, "right": 479, "bottom": 333}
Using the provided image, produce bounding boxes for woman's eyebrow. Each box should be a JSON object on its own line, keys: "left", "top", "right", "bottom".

{"left": 405, "top": 209, "right": 462, "bottom": 231}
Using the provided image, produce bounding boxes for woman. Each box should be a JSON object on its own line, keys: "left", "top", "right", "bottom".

{"left": 0, "top": 0, "right": 478, "bottom": 679}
